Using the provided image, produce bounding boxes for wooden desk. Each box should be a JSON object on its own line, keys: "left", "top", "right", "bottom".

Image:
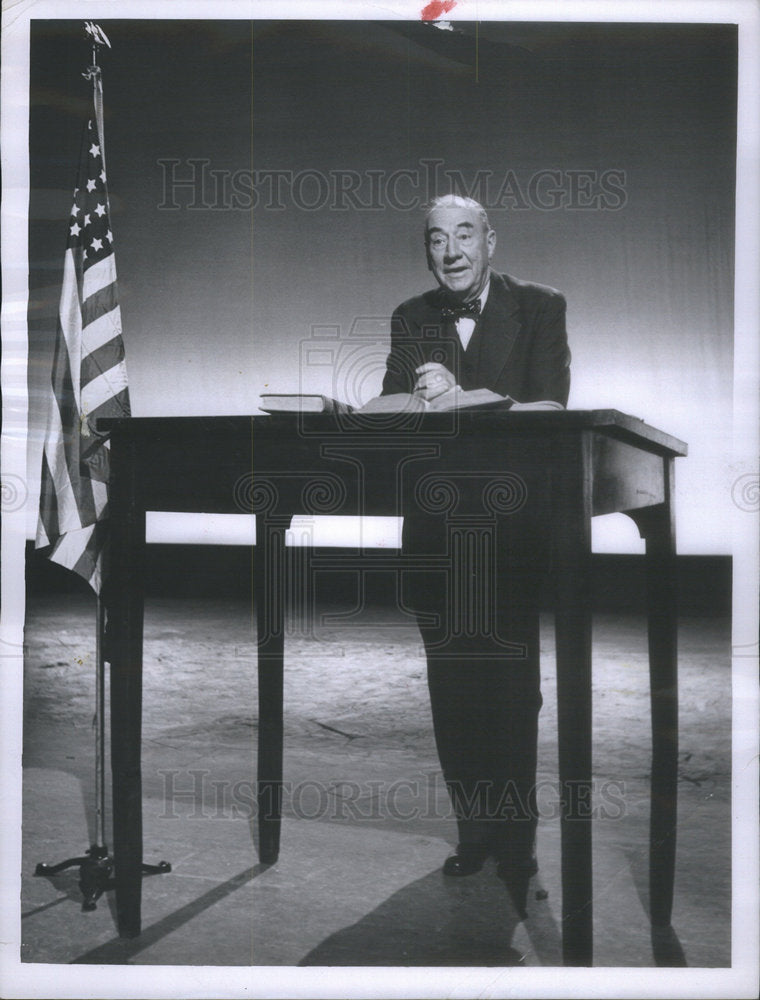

{"left": 102, "top": 410, "right": 686, "bottom": 965}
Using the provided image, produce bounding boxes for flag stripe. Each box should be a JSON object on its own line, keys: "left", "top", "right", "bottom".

{"left": 48, "top": 332, "right": 98, "bottom": 525}
{"left": 58, "top": 251, "right": 83, "bottom": 401}
{"left": 80, "top": 335, "right": 127, "bottom": 390}
{"left": 80, "top": 365, "right": 129, "bottom": 416}
{"left": 83, "top": 254, "right": 117, "bottom": 299}
{"left": 79, "top": 387, "right": 130, "bottom": 475}
{"left": 85, "top": 386, "right": 131, "bottom": 425}
{"left": 48, "top": 523, "right": 105, "bottom": 593}
{"left": 91, "top": 478, "right": 109, "bottom": 519}
{"left": 70, "top": 521, "right": 107, "bottom": 585}
{"left": 37, "top": 452, "right": 60, "bottom": 545}
{"left": 81, "top": 280, "right": 119, "bottom": 329}
{"left": 81, "top": 307, "right": 123, "bottom": 358}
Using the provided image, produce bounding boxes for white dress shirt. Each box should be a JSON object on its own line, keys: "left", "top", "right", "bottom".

{"left": 456, "top": 280, "right": 490, "bottom": 351}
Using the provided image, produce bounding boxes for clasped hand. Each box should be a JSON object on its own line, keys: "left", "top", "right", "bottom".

{"left": 413, "top": 363, "right": 503, "bottom": 410}
{"left": 413, "top": 362, "right": 459, "bottom": 402}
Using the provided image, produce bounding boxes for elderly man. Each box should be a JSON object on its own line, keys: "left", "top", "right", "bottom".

{"left": 380, "top": 195, "right": 571, "bottom": 915}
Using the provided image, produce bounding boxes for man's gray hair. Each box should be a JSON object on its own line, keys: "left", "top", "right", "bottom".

{"left": 425, "top": 194, "right": 492, "bottom": 232}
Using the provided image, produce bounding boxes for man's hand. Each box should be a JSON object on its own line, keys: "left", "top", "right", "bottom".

{"left": 413, "top": 362, "right": 458, "bottom": 401}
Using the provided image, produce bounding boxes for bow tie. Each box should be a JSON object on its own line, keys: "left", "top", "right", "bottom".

{"left": 441, "top": 298, "right": 481, "bottom": 321}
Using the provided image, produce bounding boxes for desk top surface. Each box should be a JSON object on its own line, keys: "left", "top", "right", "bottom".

{"left": 100, "top": 409, "right": 687, "bottom": 457}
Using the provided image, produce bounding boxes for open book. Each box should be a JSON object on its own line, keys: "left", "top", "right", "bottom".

{"left": 259, "top": 391, "right": 563, "bottom": 415}
{"left": 259, "top": 394, "right": 354, "bottom": 414}
{"left": 358, "top": 391, "right": 564, "bottom": 414}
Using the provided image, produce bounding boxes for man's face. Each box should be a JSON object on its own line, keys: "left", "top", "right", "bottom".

{"left": 425, "top": 204, "right": 496, "bottom": 301}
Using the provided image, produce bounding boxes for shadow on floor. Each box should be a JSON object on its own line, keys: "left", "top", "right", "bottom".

{"left": 67, "top": 864, "right": 270, "bottom": 965}
{"left": 299, "top": 866, "right": 563, "bottom": 966}
{"left": 623, "top": 846, "right": 688, "bottom": 967}
{"left": 650, "top": 925, "right": 688, "bottom": 967}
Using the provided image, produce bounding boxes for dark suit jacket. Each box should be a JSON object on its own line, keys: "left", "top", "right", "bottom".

{"left": 380, "top": 270, "right": 571, "bottom": 406}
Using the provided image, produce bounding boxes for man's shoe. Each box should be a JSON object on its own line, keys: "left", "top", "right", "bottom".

{"left": 442, "top": 845, "right": 490, "bottom": 877}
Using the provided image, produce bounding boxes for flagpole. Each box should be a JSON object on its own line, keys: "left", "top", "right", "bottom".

{"left": 88, "top": 17, "right": 108, "bottom": 860}
{"left": 95, "top": 598, "right": 107, "bottom": 848}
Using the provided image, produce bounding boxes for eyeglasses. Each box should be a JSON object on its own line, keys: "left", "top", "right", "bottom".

{"left": 426, "top": 231, "right": 477, "bottom": 252}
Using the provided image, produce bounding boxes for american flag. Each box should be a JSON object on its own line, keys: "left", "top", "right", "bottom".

{"left": 36, "top": 94, "right": 130, "bottom": 594}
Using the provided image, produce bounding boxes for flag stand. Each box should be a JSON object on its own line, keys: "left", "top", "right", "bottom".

{"left": 33, "top": 22, "right": 170, "bottom": 914}
{"left": 34, "top": 601, "right": 171, "bottom": 910}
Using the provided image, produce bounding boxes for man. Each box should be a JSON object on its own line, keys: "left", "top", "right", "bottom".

{"left": 380, "top": 195, "right": 571, "bottom": 916}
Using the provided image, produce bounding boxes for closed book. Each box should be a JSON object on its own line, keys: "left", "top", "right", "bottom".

{"left": 259, "top": 394, "right": 354, "bottom": 414}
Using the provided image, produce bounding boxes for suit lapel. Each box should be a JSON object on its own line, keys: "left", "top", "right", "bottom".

{"left": 472, "top": 272, "right": 521, "bottom": 389}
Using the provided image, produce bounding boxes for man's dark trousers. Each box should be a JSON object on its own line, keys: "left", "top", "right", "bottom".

{"left": 402, "top": 483, "right": 547, "bottom": 868}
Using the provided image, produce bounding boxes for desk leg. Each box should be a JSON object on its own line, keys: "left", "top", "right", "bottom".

{"left": 627, "top": 461, "right": 678, "bottom": 928}
{"left": 108, "top": 475, "right": 145, "bottom": 938}
{"left": 553, "top": 435, "right": 594, "bottom": 966}
{"left": 255, "top": 518, "right": 287, "bottom": 864}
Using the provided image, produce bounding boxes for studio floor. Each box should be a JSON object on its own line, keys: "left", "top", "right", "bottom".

{"left": 20, "top": 592, "right": 731, "bottom": 969}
